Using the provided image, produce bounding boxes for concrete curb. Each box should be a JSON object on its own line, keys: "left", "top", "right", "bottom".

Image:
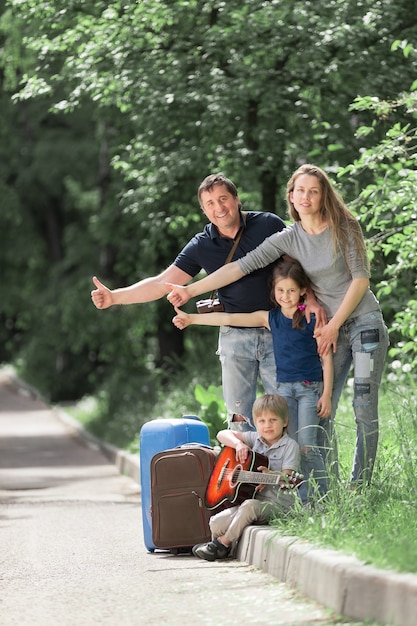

{"left": 236, "top": 527, "right": 417, "bottom": 626}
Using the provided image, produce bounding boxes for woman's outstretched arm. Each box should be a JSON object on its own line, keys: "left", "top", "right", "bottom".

{"left": 167, "top": 261, "right": 244, "bottom": 307}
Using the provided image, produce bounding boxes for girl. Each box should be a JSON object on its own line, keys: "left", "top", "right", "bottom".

{"left": 173, "top": 258, "right": 332, "bottom": 502}
{"left": 168, "top": 164, "right": 389, "bottom": 488}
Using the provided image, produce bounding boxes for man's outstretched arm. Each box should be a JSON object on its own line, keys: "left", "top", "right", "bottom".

{"left": 91, "top": 265, "right": 193, "bottom": 309}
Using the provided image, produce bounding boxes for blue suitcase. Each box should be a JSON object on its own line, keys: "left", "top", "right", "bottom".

{"left": 139, "top": 416, "right": 210, "bottom": 552}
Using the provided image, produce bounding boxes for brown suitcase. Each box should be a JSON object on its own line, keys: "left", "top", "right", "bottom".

{"left": 150, "top": 445, "right": 217, "bottom": 551}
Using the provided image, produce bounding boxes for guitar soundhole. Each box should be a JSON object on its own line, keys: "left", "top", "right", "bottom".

{"left": 217, "top": 459, "right": 230, "bottom": 489}
{"left": 229, "top": 464, "right": 242, "bottom": 488}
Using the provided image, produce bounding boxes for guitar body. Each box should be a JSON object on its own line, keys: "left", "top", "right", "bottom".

{"left": 204, "top": 446, "right": 269, "bottom": 509}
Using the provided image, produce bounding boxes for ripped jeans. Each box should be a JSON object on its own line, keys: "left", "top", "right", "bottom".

{"left": 317, "top": 310, "right": 389, "bottom": 486}
{"left": 217, "top": 326, "right": 277, "bottom": 431}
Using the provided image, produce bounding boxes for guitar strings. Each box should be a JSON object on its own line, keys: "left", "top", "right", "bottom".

{"left": 220, "top": 469, "right": 278, "bottom": 483}
{"left": 218, "top": 468, "right": 299, "bottom": 487}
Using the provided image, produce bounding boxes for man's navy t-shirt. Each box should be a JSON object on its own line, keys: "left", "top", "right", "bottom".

{"left": 174, "top": 211, "right": 286, "bottom": 313}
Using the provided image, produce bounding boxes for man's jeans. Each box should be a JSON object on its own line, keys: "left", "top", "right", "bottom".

{"left": 276, "top": 380, "right": 328, "bottom": 502}
{"left": 217, "top": 326, "right": 277, "bottom": 431}
{"left": 317, "top": 310, "right": 389, "bottom": 486}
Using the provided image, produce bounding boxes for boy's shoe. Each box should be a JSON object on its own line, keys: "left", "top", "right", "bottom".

{"left": 191, "top": 543, "right": 205, "bottom": 556}
{"left": 192, "top": 539, "right": 231, "bottom": 561}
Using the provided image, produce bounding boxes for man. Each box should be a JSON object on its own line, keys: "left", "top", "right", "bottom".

{"left": 92, "top": 173, "right": 306, "bottom": 430}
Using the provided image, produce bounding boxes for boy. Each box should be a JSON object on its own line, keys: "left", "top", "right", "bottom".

{"left": 193, "top": 393, "right": 300, "bottom": 561}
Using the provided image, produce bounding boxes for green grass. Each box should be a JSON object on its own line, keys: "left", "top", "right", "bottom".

{"left": 271, "top": 381, "right": 417, "bottom": 574}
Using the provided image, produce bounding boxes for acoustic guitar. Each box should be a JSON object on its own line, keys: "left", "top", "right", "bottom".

{"left": 204, "top": 445, "right": 303, "bottom": 509}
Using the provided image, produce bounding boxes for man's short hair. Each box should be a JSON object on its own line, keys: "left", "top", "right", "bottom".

{"left": 198, "top": 173, "right": 238, "bottom": 204}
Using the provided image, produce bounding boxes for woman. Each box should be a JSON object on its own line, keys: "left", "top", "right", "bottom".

{"left": 168, "top": 164, "right": 389, "bottom": 488}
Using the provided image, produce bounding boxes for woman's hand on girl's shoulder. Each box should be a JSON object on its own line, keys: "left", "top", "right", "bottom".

{"left": 305, "top": 301, "right": 327, "bottom": 327}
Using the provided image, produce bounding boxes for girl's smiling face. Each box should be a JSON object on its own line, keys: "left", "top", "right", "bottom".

{"left": 273, "top": 277, "right": 306, "bottom": 317}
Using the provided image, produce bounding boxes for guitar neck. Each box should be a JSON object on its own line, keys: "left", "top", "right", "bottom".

{"left": 237, "top": 470, "right": 281, "bottom": 485}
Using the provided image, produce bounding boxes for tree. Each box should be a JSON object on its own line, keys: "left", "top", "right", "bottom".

{"left": 339, "top": 40, "right": 417, "bottom": 374}
{"left": 1, "top": 0, "right": 416, "bottom": 403}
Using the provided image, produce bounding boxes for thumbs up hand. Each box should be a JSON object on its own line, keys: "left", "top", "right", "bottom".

{"left": 91, "top": 276, "right": 114, "bottom": 309}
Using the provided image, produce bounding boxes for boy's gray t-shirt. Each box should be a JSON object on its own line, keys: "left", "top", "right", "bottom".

{"left": 241, "top": 432, "right": 300, "bottom": 505}
{"left": 237, "top": 223, "right": 381, "bottom": 320}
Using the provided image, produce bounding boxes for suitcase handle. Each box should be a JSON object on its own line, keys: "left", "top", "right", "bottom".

{"left": 177, "top": 443, "right": 214, "bottom": 450}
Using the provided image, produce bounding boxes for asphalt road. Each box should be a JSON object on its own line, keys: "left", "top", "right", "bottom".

{"left": 0, "top": 372, "right": 366, "bottom": 626}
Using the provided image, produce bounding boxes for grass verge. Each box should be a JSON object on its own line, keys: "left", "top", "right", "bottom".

{"left": 271, "top": 382, "right": 417, "bottom": 574}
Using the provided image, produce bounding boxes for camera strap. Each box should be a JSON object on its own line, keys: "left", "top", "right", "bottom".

{"left": 209, "top": 212, "right": 246, "bottom": 301}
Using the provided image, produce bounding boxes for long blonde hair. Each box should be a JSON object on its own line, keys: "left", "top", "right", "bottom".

{"left": 286, "top": 164, "right": 368, "bottom": 269}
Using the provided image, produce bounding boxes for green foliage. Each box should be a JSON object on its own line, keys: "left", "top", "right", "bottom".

{"left": 194, "top": 383, "right": 227, "bottom": 444}
{"left": 337, "top": 41, "right": 417, "bottom": 373}
{"left": 1, "top": 0, "right": 417, "bottom": 404}
{"left": 64, "top": 331, "right": 222, "bottom": 449}
{"left": 7, "top": 0, "right": 417, "bottom": 207}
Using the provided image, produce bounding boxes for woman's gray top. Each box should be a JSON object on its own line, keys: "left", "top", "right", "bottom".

{"left": 237, "top": 222, "right": 380, "bottom": 320}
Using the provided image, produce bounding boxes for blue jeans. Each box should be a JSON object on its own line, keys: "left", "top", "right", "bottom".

{"left": 317, "top": 310, "right": 389, "bottom": 486}
{"left": 217, "top": 326, "right": 277, "bottom": 431}
{"left": 276, "top": 380, "right": 328, "bottom": 502}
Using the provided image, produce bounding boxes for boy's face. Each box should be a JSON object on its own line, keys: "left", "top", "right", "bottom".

{"left": 254, "top": 410, "right": 287, "bottom": 445}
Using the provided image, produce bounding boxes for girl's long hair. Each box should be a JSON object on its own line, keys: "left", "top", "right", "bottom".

{"left": 286, "top": 164, "right": 368, "bottom": 269}
{"left": 270, "top": 258, "right": 310, "bottom": 330}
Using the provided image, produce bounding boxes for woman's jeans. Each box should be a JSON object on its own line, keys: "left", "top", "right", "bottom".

{"left": 317, "top": 310, "right": 389, "bottom": 486}
{"left": 276, "top": 380, "right": 328, "bottom": 503}
{"left": 217, "top": 326, "right": 277, "bottom": 431}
